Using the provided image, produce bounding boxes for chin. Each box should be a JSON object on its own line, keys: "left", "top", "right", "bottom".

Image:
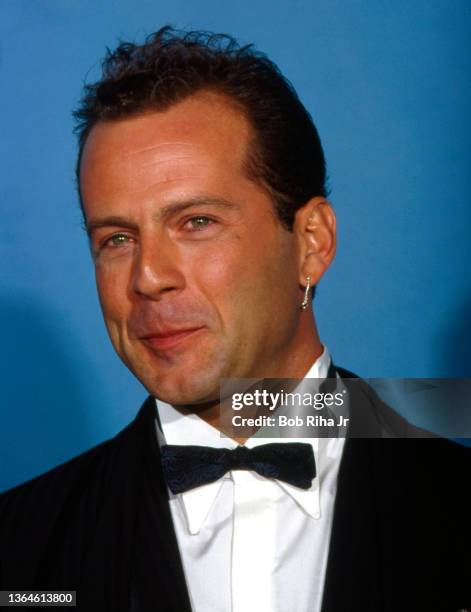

{"left": 152, "top": 383, "right": 220, "bottom": 407}
{"left": 123, "top": 341, "right": 229, "bottom": 406}
{"left": 141, "top": 367, "right": 222, "bottom": 407}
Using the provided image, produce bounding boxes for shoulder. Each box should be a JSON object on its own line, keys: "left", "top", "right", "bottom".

{"left": 0, "top": 396, "right": 156, "bottom": 511}
{"left": 0, "top": 436, "right": 114, "bottom": 543}
{"left": 0, "top": 397, "right": 157, "bottom": 588}
{"left": 0, "top": 436, "right": 114, "bottom": 588}
{"left": 335, "top": 365, "right": 440, "bottom": 437}
{"left": 0, "top": 404, "right": 145, "bottom": 562}
{"left": 334, "top": 363, "right": 470, "bottom": 468}
{"left": 334, "top": 365, "right": 470, "bottom": 510}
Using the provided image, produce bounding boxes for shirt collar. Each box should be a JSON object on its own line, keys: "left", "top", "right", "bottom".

{"left": 155, "top": 345, "right": 337, "bottom": 534}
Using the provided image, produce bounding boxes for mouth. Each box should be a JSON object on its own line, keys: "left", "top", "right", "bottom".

{"left": 140, "top": 327, "right": 206, "bottom": 351}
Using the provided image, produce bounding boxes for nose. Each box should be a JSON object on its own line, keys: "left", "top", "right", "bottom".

{"left": 131, "top": 232, "right": 185, "bottom": 300}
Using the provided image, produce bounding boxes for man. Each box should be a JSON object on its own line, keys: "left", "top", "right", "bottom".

{"left": 0, "top": 27, "right": 469, "bottom": 612}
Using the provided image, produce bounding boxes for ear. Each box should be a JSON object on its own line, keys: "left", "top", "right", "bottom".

{"left": 293, "top": 196, "right": 336, "bottom": 286}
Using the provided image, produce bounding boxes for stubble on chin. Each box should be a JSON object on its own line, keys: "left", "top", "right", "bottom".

{"left": 135, "top": 349, "right": 228, "bottom": 407}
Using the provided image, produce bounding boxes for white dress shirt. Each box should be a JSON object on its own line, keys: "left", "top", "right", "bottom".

{"left": 155, "top": 346, "right": 346, "bottom": 612}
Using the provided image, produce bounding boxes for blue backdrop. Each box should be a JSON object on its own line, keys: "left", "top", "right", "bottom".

{"left": 1, "top": 0, "right": 470, "bottom": 492}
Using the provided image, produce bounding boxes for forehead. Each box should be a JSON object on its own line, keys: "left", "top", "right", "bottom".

{"left": 79, "top": 92, "right": 253, "bottom": 207}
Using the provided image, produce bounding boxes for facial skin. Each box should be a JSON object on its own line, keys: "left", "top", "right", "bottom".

{"left": 80, "top": 91, "right": 336, "bottom": 426}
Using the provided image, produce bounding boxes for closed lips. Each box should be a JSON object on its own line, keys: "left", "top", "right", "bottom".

{"left": 140, "top": 327, "right": 205, "bottom": 349}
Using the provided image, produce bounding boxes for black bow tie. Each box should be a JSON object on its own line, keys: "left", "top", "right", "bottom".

{"left": 160, "top": 442, "right": 316, "bottom": 494}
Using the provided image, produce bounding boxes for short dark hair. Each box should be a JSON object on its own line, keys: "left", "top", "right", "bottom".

{"left": 74, "top": 26, "right": 328, "bottom": 230}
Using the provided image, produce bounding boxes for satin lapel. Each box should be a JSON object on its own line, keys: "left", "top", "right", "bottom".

{"left": 75, "top": 402, "right": 147, "bottom": 612}
{"left": 129, "top": 396, "right": 193, "bottom": 612}
{"left": 321, "top": 367, "right": 382, "bottom": 612}
{"left": 320, "top": 437, "right": 381, "bottom": 611}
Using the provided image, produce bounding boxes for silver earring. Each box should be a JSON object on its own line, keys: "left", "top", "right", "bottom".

{"left": 300, "top": 276, "right": 311, "bottom": 310}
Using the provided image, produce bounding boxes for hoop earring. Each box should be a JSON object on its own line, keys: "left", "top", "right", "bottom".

{"left": 300, "top": 276, "right": 312, "bottom": 310}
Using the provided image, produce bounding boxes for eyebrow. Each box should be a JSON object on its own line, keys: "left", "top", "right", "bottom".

{"left": 85, "top": 196, "right": 238, "bottom": 236}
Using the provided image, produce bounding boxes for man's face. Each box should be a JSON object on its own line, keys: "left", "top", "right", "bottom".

{"left": 80, "top": 92, "right": 305, "bottom": 406}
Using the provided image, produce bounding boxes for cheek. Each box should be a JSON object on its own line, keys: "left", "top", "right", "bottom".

{"left": 95, "top": 264, "right": 130, "bottom": 323}
{"left": 184, "top": 248, "right": 238, "bottom": 327}
{"left": 198, "top": 249, "right": 238, "bottom": 287}
{"left": 186, "top": 234, "right": 297, "bottom": 323}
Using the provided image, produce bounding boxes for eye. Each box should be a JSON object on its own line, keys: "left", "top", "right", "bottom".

{"left": 184, "top": 216, "right": 214, "bottom": 231}
{"left": 103, "top": 233, "right": 133, "bottom": 248}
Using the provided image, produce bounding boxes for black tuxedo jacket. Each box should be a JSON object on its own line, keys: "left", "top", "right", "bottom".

{"left": 0, "top": 367, "right": 469, "bottom": 612}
